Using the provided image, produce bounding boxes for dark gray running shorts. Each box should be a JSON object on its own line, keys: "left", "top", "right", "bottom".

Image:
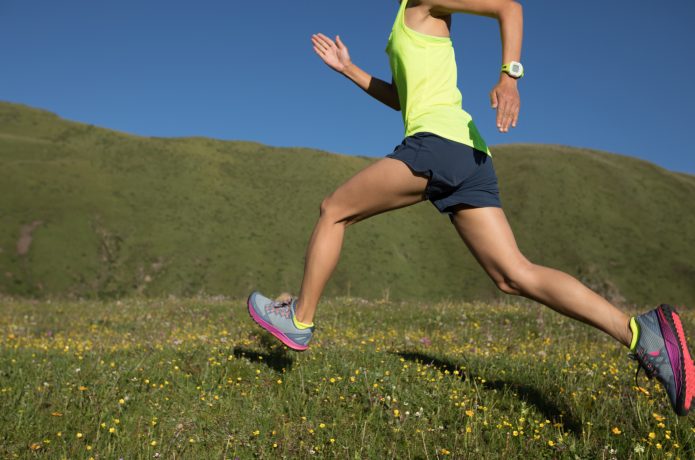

{"left": 386, "top": 131, "right": 502, "bottom": 217}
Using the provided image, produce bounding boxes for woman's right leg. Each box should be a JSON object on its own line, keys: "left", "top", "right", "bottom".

{"left": 293, "top": 158, "right": 429, "bottom": 324}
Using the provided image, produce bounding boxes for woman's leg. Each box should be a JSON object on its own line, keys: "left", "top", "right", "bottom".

{"left": 449, "top": 204, "right": 633, "bottom": 347}
{"left": 294, "top": 158, "right": 429, "bottom": 324}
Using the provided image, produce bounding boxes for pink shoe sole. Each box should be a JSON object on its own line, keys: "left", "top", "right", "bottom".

{"left": 247, "top": 295, "right": 309, "bottom": 351}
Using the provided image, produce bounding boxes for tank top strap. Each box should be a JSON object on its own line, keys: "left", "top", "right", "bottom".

{"left": 398, "top": 0, "right": 408, "bottom": 22}
{"left": 390, "top": 0, "right": 408, "bottom": 33}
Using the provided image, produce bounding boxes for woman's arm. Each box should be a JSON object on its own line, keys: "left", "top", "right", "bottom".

{"left": 311, "top": 33, "right": 400, "bottom": 111}
{"left": 427, "top": 0, "right": 520, "bottom": 18}
{"left": 343, "top": 64, "right": 401, "bottom": 111}
{"left": 427, "top": 0, "right": 523, "bottom": 133}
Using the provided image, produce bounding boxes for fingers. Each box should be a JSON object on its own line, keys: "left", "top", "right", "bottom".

{"left": 491, "top": 87, "right": 520, "bottom": 133}
{"left": 311, "top": 34, "right": 330, "bottom": 56}
{"left": 498, "top": 102, "right": 515, "bottom": 133}
{"left": 492, "top": 90, "right": 506, "bottom": 132}
{"left": 511, "top": 103, "right": 519, "bottom": 128}
{"left": 312, "top": 33, "right": 336, "bottom": 51}
{"left": 311, "top": 33, "right": 349, "bottom": 72}
{"left": 489, "top": 89, "right": 498, "bottom": 109}
{"left": 490, "top": 90, "right": 500, "bottom": 131}
{"left": 498, "top": 103, "right": 519, "bottom": 133}
{"left": 497, "top": 99, "right": 507, "bottom": 132}
{"left": 312, "top": 33, "right": 344, "bottom": 63}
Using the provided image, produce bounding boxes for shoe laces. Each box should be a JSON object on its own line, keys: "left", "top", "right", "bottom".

{"left": 629, "top": 348, "right": 658, "bottom": 388}
{"left": 270, "top": 297, "right": 294, "bottom": 309}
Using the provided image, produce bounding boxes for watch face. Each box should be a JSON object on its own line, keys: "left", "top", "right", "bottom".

{"left": 502, "top": 62, "right": 523, "bottom": 78}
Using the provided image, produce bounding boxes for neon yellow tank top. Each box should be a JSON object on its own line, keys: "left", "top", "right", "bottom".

{"left": 385, "top": 0, "right": 491, "bottom": 156}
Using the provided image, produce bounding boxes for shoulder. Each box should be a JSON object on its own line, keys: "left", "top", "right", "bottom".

{"left": 422, "top": 0, "right": 521, "bottom": 17}
{"left": 404, "top": 0, "right": 452, "bottom": 19}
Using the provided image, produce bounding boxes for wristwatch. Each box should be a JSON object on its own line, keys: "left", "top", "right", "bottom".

{"left": 501, "top": 61, "right": 524, "bottom": 79}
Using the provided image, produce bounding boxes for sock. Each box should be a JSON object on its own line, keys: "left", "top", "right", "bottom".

{"left": 291, "top": 301, "right": 314, "bottom": 329}
{"left": 293, "top": 315, "right": 314, "bottom": 330}
{"left": 629, "top": 317, "right": 639, "bottom": 351}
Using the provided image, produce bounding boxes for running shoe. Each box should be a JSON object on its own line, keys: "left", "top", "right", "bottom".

{"left": 629, "top": 304, "right": 695, "bottom": 416}
{"left": 247, "top": 291, "right": 314, "bottom": 351}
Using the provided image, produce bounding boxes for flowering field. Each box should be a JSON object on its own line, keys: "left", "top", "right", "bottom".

{"left": 1, "top": 296, "right": 693, "bottom": 459}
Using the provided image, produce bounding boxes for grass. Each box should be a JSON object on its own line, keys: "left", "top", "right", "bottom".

{"left": 1, "top": 295, "right": 694, "bottom": 459}
{"left": 2, "top": 101, "right": 695, "bottom": 305}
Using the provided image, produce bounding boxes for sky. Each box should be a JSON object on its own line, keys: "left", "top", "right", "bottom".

{"left": 1, "top": 0, "right": 694, "bottom": 175}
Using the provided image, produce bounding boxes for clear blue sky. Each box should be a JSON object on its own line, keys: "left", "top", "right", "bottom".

{"left": 2, "top": 0, "right": 694, "bottom": 174}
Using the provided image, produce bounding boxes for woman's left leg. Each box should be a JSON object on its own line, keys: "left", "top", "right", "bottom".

{"left": 449, "top": 204, "right": 632, "bottom": 347}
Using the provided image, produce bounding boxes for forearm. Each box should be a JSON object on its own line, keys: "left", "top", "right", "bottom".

{"left": 342, "top": 63, "right": 400, "bottom": 111}
{"left": 497, "top": 1, "right": 523, "bottom": 82}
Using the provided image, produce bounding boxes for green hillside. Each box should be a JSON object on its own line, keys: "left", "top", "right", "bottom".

{"left": 1, "top": 101, "right": 693, "bottom": 304}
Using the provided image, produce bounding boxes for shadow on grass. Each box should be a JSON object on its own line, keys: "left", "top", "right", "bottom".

{"left": 391, "top": 350, "right": 582, "bottom": 436}
{"left": 233, "top": 333, "right": 295, "bottom": 373}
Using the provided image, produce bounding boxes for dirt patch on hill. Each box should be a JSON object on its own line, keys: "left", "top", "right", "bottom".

{"left": 16, "top": 220, "right": 43, "bottom": 256}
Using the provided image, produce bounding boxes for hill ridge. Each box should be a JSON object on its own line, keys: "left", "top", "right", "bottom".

{"left": 1, "top": 100, "right": 693, "bottom": 304}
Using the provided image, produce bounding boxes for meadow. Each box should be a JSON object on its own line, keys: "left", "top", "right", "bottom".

{"left": 2, "top": 295, "right": 694, "bottom": 459}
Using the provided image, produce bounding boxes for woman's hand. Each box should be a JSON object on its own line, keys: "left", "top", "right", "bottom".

{"left": 489, "top": 74, "right": 520, "bottom": 133}
{"left": 311, "top": 33, "right": 352, "bottom": 73}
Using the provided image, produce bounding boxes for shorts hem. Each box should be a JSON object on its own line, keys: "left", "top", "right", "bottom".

{"left": 386, "top": 148, "right": 436, "bottom": 198}
{"left": 435, "top": 195, "right": 503, "bottom": 215}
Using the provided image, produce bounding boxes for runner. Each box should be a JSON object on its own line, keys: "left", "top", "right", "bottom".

{"left": 248, "top": 0, "right": 695, "bottom": 416}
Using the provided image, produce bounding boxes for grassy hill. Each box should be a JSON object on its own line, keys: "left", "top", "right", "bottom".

{"left": 1, "top": 101, "right": 694, "bottom": 304}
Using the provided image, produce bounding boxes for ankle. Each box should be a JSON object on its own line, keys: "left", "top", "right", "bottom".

{"left": 293, "top": 300, "right": 314, "bottom": 326}
{"left": 294, "top": 313, "right": 314, "bottom": 325}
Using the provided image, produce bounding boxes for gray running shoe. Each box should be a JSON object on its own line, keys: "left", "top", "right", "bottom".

{"left": 629, "top": 304, "right": 695, "bottom": 416}
{"left": 247, "top": 291, "right": 313, "bottom": 351}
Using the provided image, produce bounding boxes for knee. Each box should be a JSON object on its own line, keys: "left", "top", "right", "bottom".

{"left": 319, "top": 195, "right": 331, "bottom": 217}
{"left": 494, "top": 259, "right": 536, "bottom": 296}
{"left": 319, "top": 195, "right": 352, "bottom": 225}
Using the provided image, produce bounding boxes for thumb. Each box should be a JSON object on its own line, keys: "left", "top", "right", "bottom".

{"left": 490, "top": 89, "right": 498, "bottom": 108}
{"left": 336, "top": 35, "right": 343, "bottom": 47}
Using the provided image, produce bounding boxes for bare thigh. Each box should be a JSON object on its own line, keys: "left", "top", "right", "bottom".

{"left": 449, "top": 205, "right": 531, "bottom": 291}
{"left": 322, "top": 158, "right": 429, "bottom": 225}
